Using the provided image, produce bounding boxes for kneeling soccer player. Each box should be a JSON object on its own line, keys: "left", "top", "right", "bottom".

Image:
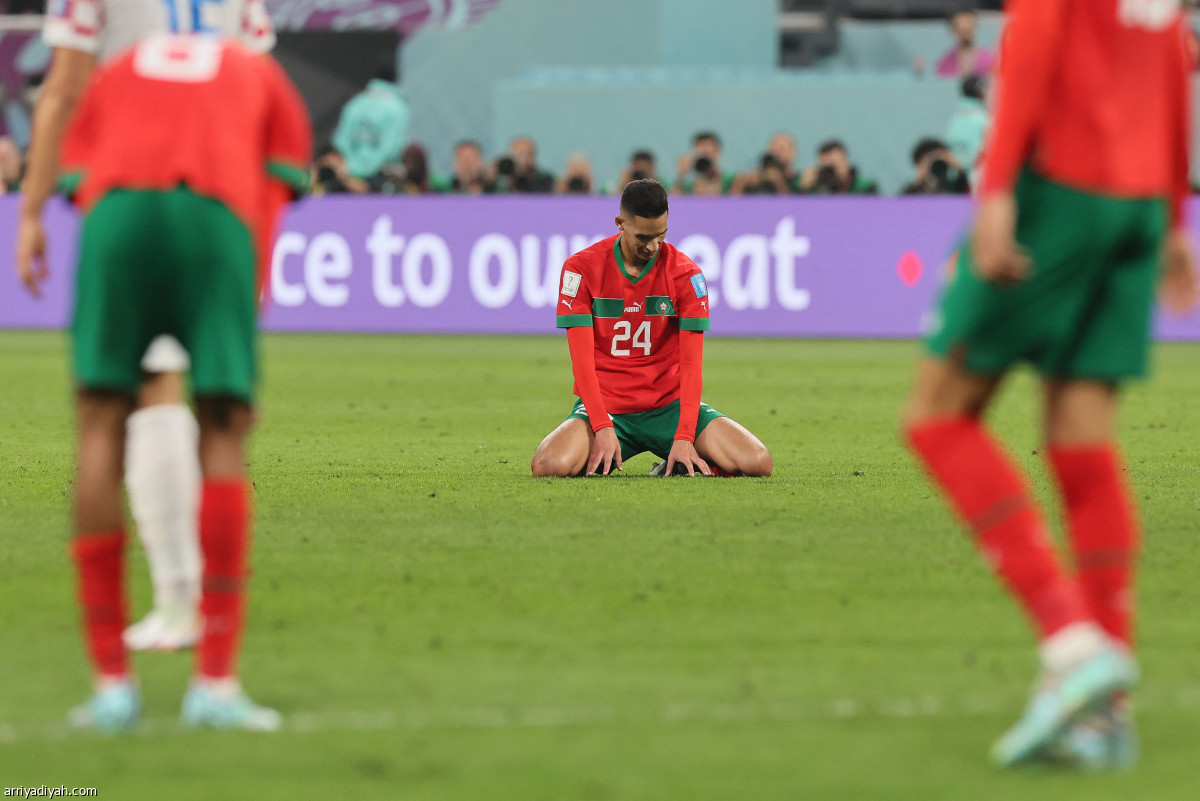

{"left": 531, "top": 178, "right": 772, "bottom": 478}
{"left": 903, "top": 0, "right": 1197, "bottom": 770}
{"left": 22, "top": 34, "right": 311, "bottom": 732}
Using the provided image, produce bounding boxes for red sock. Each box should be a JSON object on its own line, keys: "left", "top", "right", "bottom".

{"left": 1048, "top": 445, "right": 1139, "bottom": 647}
{"left": 906, "top": 417, "right": 1090, "bottom": 639}
{"left": 72, "top": 531, "right": 129, "bottom": 678}
{"left": 197, "top": 479, "right": 251, "bottom": 680}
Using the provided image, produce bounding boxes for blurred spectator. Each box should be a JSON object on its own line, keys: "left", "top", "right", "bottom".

{"left": 936, "top": 9, "right": 994, "bottom": 78}
{"left": 439, "top": 139, "right": 492, "bottom": 194}
{"left": 731, "top": 132, "right": 802, "bottom": 194}
{"left": 946, "top": 75, "right": 989, "bottom": 187}
{"left": 493, "top": 136, "right": 555, "bottom": 193}
{"left": 800, "top": 140, "right": 878, "bottom": 194}
{"left": 556, "top": 152, "right": 595, "bottom": 195}
{"left": 311, "top": 146, "right": 369, "bottom": 195}
{"left": 901, "top": 138, "right": 970, "bottom": 195}
{"left": 370, "top": 143, "right": 431, "bottom": 194}
{"left": 331, "top": 62, "right": 410, "bottom": 180}
{"left": 0, "top": 136, "right": 22, "bottom": 192}
{"left": 618, "top": 149, "right": 658, "bottom": 189}
{"left": 674, "top": 131, "right": 733, "bottom": 195}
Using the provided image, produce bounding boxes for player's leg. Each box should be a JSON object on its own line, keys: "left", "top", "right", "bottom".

{"left": 70, "top": 390, "right": 142, "bottom": 731}
{"left": 1042, "top": 379, "right": 1140, "bottom": 768}
{"left": 124, "top": 352, "right": 202, "bottom": 652}
{"left": 906, "top": 357, "right": 1130, "bottom": 766}
{"left": 531, "top": 417, "right": 593, "bottom": 477}
{"left": 165, "top": 186, "right": 279, "bottom": 730}
{"left": 1044, "top": 381, "right": 1136, "bottom": 645}
{"left": 66, "top": 195, "right": 154, "bottom": 731}
{"left": 1036, "top": 198, "right": 1162, "bottom": 769}
{"left": 693, "top": 416, "right": 772, "bottom": 477}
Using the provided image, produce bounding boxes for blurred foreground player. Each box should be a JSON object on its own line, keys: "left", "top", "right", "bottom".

{"left": 28, "top": 34, "right": 311, "bottom": 731}
{"left": 904, "top": 0, "right": 1197, "bottom": 769}
{"left": 531, "top": 179, "right": 772, "bottom": 478}
{"left": 19, "top": 0, "right": 276, "bottom": 652}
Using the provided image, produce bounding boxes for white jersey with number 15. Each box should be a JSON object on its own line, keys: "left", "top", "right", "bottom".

{"left": 43, "top": 0, "right": 275, "bottom": 63}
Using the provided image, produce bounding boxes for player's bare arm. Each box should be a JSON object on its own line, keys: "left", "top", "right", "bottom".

{"left": 970, "top": 192, "right": 1030, "bottom": 286}
{"left": 1161, "top": 229, "right": 1200, "bottom": 315}
{"left": 18, "top": 46, "right": 95, "bottom": 297}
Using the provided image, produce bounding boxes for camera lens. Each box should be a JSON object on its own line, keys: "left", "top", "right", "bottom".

{"left": 630, "top": 169, "right": 648, "bottom": 182}
{"left": 497, "top": 156, "right": 516, "bottom": 176}
{"left": 694, "top": 156, "right": 713, "bottom": 175}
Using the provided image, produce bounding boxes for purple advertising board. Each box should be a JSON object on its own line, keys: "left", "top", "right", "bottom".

{"left": 3, "top": 195, "right": 1200, "bottom": 341}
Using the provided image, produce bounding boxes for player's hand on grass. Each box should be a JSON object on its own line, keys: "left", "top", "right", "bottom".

{"left": 16, "top": 213, "right": 49, "bottom": 298}
{"left": 1161, "top": 229, "right": 1200, "bottom": 316}
{"left": 586, "top": 426, "right": 622, "bottom": 476}
{"left": 664, "top": 440, "right": 711, "bottom": 478}
{"left": 971, "top": 193, "right": 1031, "bottom": 286}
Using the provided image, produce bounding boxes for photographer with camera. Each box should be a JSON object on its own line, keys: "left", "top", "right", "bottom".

{"left": 674, "top": 131, "right": 734, "bottom": 195}
{"left": 731, "top": 132, "right": 803, "bottom": 195}
{"left": 312, "top": 146, "right": 369, "bottom": 196}
{"left": 493, "top": 136, "right": 555, "bottom": 194}
{"left": 618, "top": 150, "right": 659, "bottom": 189}
{"left": 901, "top": 138, "right": 971, "bottom": 195}
{"left": 799, "top": 140, "right": 878, "bottom": 195}
{"left": 556, "top": 152, "right": 597, "bottom": 195}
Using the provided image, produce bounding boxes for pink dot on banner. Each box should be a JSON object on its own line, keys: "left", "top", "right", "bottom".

{"left": 897, "top": 251, "right": 924, "bottom": 287}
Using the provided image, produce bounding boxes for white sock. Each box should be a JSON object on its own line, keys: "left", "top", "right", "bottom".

{"left": 1040, "top": 622, "right": 1110, "bottom": 674}
{"left": 125, "top": 404, "right": 201, "bottom": 615}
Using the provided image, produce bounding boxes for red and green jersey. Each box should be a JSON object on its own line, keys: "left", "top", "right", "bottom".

{"left": 60, "top": 35, "right": 311, "bottom": 259}
{"left": 982, "top": 0, "right": 1191, "bottom": 223}
{"left": 556, "top": 234, "right": 710, "bottom": 414}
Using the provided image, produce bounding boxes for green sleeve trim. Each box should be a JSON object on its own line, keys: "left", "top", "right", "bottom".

{"left": 58, "top": 170, "right": 84, "bottom": 197}
{"left": 556, "top": 314, "right": 593, "bottom": 328}
{"left": 679, "top": 317, "right": 711, "bottom": 332}
{"left": 267, "top": 159, "right": 311, "bottom": 196}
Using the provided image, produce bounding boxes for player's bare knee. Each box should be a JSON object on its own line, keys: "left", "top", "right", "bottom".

{"left": 195, "top": 395, "right": 254, "bottom": 437}
{"left": 747, "top": 445, "right": 773, "bottom": 477}
{"left": 530, "top": 448, "right": 577, "bottom": 477}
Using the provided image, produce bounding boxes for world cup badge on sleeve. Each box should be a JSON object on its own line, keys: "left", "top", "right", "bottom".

{"left": 562, "top": 271, "right": 582, "bottom": 298}
{"left": 690, "top": 273, "right": 708, "bottom": 299}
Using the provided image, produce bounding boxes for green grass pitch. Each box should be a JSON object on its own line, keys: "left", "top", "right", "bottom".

{"left": 2, "top": 330, "right": 1199, "bottom": 800}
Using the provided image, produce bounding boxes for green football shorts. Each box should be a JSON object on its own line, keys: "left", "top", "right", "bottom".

{"left": 567, "top": 398, "right": 725, "bottom": 462}
{"left": 926, "top": 169, "right": 1168, "bottom": 382}
{"left": 71, "top": 186, "right": 259, "bottom": 402}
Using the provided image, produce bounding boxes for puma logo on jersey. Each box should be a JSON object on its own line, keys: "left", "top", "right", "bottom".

{"left": 560, "top": 299, "right": 573, "bottom": 310}
{"left": 625, "top": 302, "right": 643, "bottom": 313}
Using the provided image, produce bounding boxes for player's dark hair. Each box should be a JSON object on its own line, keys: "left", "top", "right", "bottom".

{"left": 818, "top": 139, "right": 846, "bottom": 156}
{"left": 620, "top": 179, "right": 669, "bottom": 220}
{"left": 692, "top": 130, "right": 721, "bottom": 148}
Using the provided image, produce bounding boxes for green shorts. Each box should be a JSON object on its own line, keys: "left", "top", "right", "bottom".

{"left": 567, "top": 398, "right": 724, "bottom": 462}
{"left": 71, "top": 187, "right": 259, "bottom": 402}
{"left": 926, "top": 170, "right": 1167, "bottom": 382}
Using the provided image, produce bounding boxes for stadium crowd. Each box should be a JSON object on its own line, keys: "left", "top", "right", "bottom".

{"left": 0, "top": 9, "right": 996, "bottom": 199}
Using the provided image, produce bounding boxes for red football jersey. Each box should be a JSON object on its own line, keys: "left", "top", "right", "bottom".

{"left": 556, "top": 234, "right": 710, "bottom": 414}
{"left": 982, "top": 0, "right": 1191, "bottom": 222}
{"left": 61, "top": 35, "right": 311, "bottom": 252}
